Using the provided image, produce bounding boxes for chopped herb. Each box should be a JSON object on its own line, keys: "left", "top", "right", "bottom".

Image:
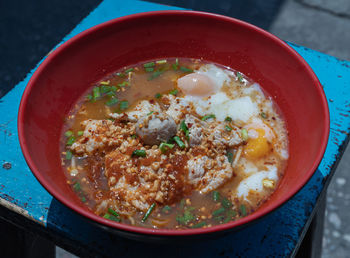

{"left": 103, "top": 213, "right": 121, "bottom": 222}
{"left": 212, "top": 207, "right": 226, "bottom": 217}
{"left": 224, "top": 210, "right": 237, "bottom": 223}
{"left": 108, "top": 208, "right": 120, "bottom": 218}
{"left": 81, "top": 196, "right": 87, "bottom": 203}
{"left": 260, "top": 112, "right": 267, "bottom": 119}
{"left": 86, "top": 94, "right": 93, "bottom": 101}
{"left": 237, "top": 72, "right": 244, "bottom": 83}
{"left": 225, "top": 125, "right": 232, "bottom": 132}
{"left": 119, "top": 101, "right": 129, "bottom": 110}
{"left": 175, "top": 58, "right": 179, "bottom": 66}
{"left": 227, "top": 152, "right": 233, "bottom": 163}
{"left": 191, "top": 221, "right": 207, "bottom": 228}
{"left": 241, "top": 128, "right": 249, "bottom": 141}
{"left": 180, "top": 120, "right": 189, "bottom": 140}
{"left": 143, "top": 62, "right": 155, "bottom": 68}
{"left": 100, "top": 85, "right": 111, "bottom": 94}
{"left": 145, "top": 67, "right": 154, "bottom": 72}
{"left": 65, "top": 150, "right": 73, "bottom": 160}
{"left": 116, "top": 72, "right": 125, "bottom": 78}
{"left": 221, "top": 198, "right": 232, "bottom": 209}
{"left": 125, "top": 68, "right": 134, "bottom": 73}
{"left": 77, "top": 131, "right": 84, "bottom": 136}
{"left": 240, "top": 204, "right": 247, "bottom": 216}
{"left": 162, "top": 205, "right": 172, "bottom": 212}
{"left": 142, "top": 203, "right": 156, "bottom": 222}
{"left": 148, "top": 70, "right": 164, "bottom": 80}
{"left": 130, "top": 134, "right": 137, "bottom": 139}
{"left": 105, "top": 97, "right": 119, "bottom": 106}
{"left": 169, "top": 89, "right": 178, "bottom": 95}
{"left": 155, "top": 93, "right": 162, "bottom": 99}
{"left": 66, "top": 136, "right": 76, "bottom": 146}
{"left": 147, "top": 111, "right": 154, "bottom": 116}
{"left": 180, "top": 66, "right": 193, "bottom": 73}
{"left": 173, "top": 136, "right": 185, "bottom": 149}
{"left": 92, "top": 87, "right": 101, "bottom": 100}
{"left": 132, "top": 149, "right": 146, "bottom": 157}
{"left": 64, "top": 130, "right": 73, "bottom": 137}
{"left": 212, "top": 191, "right": 221, "bottom": 202}
{"left": 118, "top": 81, "right": 129, "bottom": 87}
{"left": 214, "top": 215, "right": 225, "bottom": 222}
{"left": 159, "top": 142, "right": 175, "bottom": 153}
{"left": 172, "top": 63, "right": 178, "bottom": 70}
{"left": 225, "top": 116, "right": 232, "bottom": 122}
{"left": 73, "top": 182, "right": 81, "bottom": 191}
{"left": 201, "top": 114, "right": 216, "bottom": 121}
{"left": 176, "top": 210, "right": 195, "bottom": 225}
{"left": 100, "top": 81, "right": 110, "bottom": 85}
{"left": 156, "top": 59, "right": 167, "bottom": 64}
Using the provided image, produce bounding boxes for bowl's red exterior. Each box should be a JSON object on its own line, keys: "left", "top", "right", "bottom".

{"left": 18, "top": 11, "right": 329, "bottom": 237}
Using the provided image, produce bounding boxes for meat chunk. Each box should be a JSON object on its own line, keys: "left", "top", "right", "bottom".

{"left": 136, "top": 113, "right": 177, "bottom": 145}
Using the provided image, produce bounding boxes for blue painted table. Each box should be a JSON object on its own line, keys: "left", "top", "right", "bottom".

{"left": 1, "top": 0, "right": 350, "bottom": 257}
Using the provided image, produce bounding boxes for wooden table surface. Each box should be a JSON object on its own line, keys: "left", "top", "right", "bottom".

{"left": 1, "top": 0, "right": 350, "bottom": 257}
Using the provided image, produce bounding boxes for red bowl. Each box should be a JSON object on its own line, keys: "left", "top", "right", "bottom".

{"left": 18, "top": 11, "right": 329, "bottom": 240}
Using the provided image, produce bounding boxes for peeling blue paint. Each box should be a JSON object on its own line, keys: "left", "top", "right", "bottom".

{"left": 0, "top": 0, "right": 349, "bottom": 257}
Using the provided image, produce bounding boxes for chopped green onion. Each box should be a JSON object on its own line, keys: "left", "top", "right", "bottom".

{"left": 156, "top": 59, "right": 167, "bottom": 64}
{"left": 173, "top": 136, "right": 185, "bottom": 149}
{"left": 100, "top": 81, "right": 110, "bottom": 85}
{"left": 108, "top": 208, "right": 120, "bottom": 218}
{"left": 65, "top": 131, "right": 73, "bottom": 137}
{"left": 180, "top": 66, "right": 193, "bottom": 73}
{"left": 147, "top": 111, "right": 154, "bottom": 116}
{"left": 191, "top": 221, "right": 207, "bottom": 228}
{"left": 162, "top": 205, "right": 171, "bottom": 212}
{"left": 142, "top": 203, "right": 156, "bottom": 222}
{"left": 77, "top": 131, "right": 84, "bottom": 136}
{"left": 143, "top": 62, "right": 155, "bottom": 68}
{"left": 145, "top": 67, "right": 154, "bottom": 72}
{"left": 241, "top": 128, "right": 249, "bottom": 141}
{"left": 240, "top": 204, "right": 247, "bottom": 216}
{"left": 148, "top": 70, "right": 164, "bottom": 80}
{"left": 73, "top": 182, "right": 81, "bottom": 191}
{"left": 213, "top": 191, "right": 221, "bottom": 202}
{"left": 175, "top": 58, "right": 179, "bottom": 66}
{"left": 237, "top": 72, "right": 244, "bottom": 83}
{"left": 227, "top": 152, "right": 233, "bottom": 163}
{"left": 103, "top": 213, "right": 121, "bottom": 222}
{"left": 260, "top": 112, "right": 267, "bottom": 119}
{"left": 105, "top": 97, "right": 119, "bottom": 106}
{"left": 180, "top": 120, "right": 189, "bottom": 140}
{"left": 225, "top": 116, "right": 232, "bottom": 122}
{"left": 169, "top": 89, "right": 178, "bottom": 95}
{"left": 221, "top": 198, "right": 232, "bottom": 209}
{"left": 212, "top": 207, "right": 226, "bottom": 217}
{"left": 116, "top": 72, "right": 125, "bottom": 78}
{"left": 155, "top": 93, "right": 162, "bottom": 99}
{"left": 81, "top": 196, "right": 87, "bottom": 203}
{"left": 86, "top": 94, "right": 93, "bottom": 101}
{"left": 92, "top": 87, "right": 101, "bottom": 100}
{"left": 65, "top": 150, "right": 72, "bottom": 160}
{"left": 125, "top": 68, "right": 134, "bottom": 73}
{"left": 130, "top": 134, "right": 137, "bottom": 139}
{"left": 201, "top": 114, "right": 216, "bottom": 121}
{"left": 132, "top": 149, "right": 146, "bottom": 157}
{"left": 66, "top": 136, "right": 76, "bottom": 146}
{"left": 100, "top": 85, "right": 111, "bottom": 94}
{"left": 118, "top": 81, "right": 129, "bottom": 87}
{"left": 176, "top": 210, "right": 195, "bottom": 225}
{"left": 172, "top": 63, "right": 178, "bottom": 70}
{"left": 159, "top": 142, "right": 175, "bottom": 153}
{"left": 119, "top": 101, "right": 129, "bottom": 111}
{"left": 225, "top": 125, "right": 232, "bottom": 132}
{"left": 224, "top": 210, "right": 237, "bottom": 223}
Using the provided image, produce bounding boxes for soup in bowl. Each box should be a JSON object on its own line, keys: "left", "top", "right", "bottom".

{"left": 18, "top": 11, "right": 329, "bottom": 239}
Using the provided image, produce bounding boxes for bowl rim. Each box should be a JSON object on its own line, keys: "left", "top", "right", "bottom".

{"left": 18, "top": 10, "right": 330, "bottom": 236}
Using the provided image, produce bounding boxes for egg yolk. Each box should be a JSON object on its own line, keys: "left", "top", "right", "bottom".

{"left": 177, "top": 73, "right": 216, "bottom": 97}
{"left": 244, "top": 128, "right": 270, "bottom": 160}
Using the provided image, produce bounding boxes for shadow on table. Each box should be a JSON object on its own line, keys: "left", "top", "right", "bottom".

{"left": 46, "top": 169, "right": 325, "bottom": 257}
